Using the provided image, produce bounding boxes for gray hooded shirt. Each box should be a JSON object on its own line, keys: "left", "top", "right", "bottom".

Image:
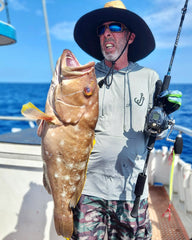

{"left": 82, "top": 60, "right": 159, "bottom": 200}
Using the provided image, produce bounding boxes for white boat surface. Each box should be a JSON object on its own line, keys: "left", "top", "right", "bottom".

{"left": 0, "top": 119, "right": 192, "bottom": 240}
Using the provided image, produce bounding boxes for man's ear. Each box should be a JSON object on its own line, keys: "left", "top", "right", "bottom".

{"left": 128, "top": 32, "right": 136, "bottom": 44}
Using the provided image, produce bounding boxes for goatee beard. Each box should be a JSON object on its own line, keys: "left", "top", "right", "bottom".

{"left": 102, "top": 51, "right": 119, "bottom": 62}
{"left": 101, "top": 37, "right": 128, "bottom": 62}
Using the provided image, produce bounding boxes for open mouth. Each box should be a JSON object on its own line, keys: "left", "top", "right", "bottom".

{"left": 105, "top": 43, "right": 114, "bottom": 49}
{"left": 60, "top": 49, "right": 95, "bottom": 78}
{"left": 65, "top": 52, "right": 80, "bottom": 68}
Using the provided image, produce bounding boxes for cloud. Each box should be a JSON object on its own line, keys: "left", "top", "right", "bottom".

{"left": 9, "top": 0, "right": 29, "bottom": 11}
{"left": 144, "top": 1, "right": 192, "bottom": 49}
{"left": 50, "top": 21, "right": 75, "bottom": 41}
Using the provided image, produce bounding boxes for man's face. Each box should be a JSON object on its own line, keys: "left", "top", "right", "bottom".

{"left": 98, "top": 21, "right": 129, "bottom": 62}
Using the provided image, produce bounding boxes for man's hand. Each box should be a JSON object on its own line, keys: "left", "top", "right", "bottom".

{"left": 159, "top": 90, "right": 182, "bottom": 115}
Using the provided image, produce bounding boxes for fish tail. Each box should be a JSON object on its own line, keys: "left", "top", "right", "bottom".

{"left": 54, "top": 206, "right": 74, "bottom": 238}
{"left": 21, "top": 102, "right": 54, "bottom": 122}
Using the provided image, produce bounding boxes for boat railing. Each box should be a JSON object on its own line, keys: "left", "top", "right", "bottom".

{"left": 0, "top": 116, "right": 36, "bottom": 132}
{"left": 173, "top": 124, "right": 192, "bottom": 137}
{"left": 0, "top": 116, "right": 35, "bottom": 121}
{"left": 165, "top": 123, "right": 192, "bottom": 144}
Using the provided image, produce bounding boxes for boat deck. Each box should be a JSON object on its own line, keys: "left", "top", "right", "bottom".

{"left": 149, "top": 185, "right": 190, "bottom": 240}
{"left": 0, "top": 127, "right": 40, "bottom": 145}
{"left": 0, "top": 128, "right": 191, "bottom": 239}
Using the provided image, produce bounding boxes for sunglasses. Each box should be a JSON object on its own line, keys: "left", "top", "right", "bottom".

{"left": 97, "top": 22, "right": 127, "bottom": 36}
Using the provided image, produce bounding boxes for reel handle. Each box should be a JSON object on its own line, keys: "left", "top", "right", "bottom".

{"left": 174, "top": 134, "right": 183, "bottom": 154}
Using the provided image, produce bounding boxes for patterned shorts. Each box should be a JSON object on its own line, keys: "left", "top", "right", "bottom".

{"left": 71, "top": 195, "right": 152, "bottom": 240}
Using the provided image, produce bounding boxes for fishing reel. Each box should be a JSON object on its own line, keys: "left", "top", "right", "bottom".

{"left": 144, "top": 78, "right": 176, "bottom": 137}
{"left": 145, "top": 106, "right": 169, "bottom": 136}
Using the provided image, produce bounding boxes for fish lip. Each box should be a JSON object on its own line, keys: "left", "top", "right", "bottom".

{"left": 60, "top": 64, "right": 95, "bottom": 80}
{"left": 62, "top": 49, "right": 80, "bottom": 68}
{"left": 66, "top": 52, "right": 80, "bottom": 68}
{"left": 60, "top": 49, "right": 95, "bottom": 77}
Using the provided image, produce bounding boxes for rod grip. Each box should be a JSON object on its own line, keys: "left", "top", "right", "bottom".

{"left": 131, "top": 196, "right": 140, "bottom": 218}
{"left": 161, "top": 75, "right": 171, "bottom": 92}
{"left": 131, "top": 173, "right": 147, "bottom": 218}
{"left": 154, "top": 80, "right": 163, "bottom": 106}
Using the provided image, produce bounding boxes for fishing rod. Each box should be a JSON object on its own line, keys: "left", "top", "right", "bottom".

{"left": 131, "top": 0, "right": 189, "bottom": 218}
{"left": 162, "top": 0, "right": 189, "bottom": 91}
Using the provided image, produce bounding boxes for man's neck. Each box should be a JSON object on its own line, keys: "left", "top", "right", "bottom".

{"left": 104, "top": 56, "right": 129, "bottom": 70}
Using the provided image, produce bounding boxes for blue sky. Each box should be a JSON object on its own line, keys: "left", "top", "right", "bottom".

{"left": 0, "top": 0, "right": 192, "bottom": 83}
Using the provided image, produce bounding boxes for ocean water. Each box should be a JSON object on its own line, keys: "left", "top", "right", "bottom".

{"left": 0, "top": 82, "right": 191, "bottom": 165}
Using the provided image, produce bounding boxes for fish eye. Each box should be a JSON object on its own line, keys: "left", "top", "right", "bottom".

{"left": 83, "top": 86, "right": 93, "bottom": 97}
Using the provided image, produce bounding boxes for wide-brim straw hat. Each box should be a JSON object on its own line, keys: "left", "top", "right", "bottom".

{"left": 74, "top": 0, "right": 155, "bottom": 62}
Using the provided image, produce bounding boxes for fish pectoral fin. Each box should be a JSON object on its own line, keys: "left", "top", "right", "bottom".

{"left": 55, "top": 100, "right": 85, "bottom": 124}
{"left": 37, "top": 119, "right": 45, "bottom": 137}
{"left": 21, "top": 102, "right": 55, "bottom": 123}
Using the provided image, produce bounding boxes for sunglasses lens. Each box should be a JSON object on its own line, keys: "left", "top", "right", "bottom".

{"left": 97, "top": 25, "right": 105, "bottom": 36}
{"left": 97, "top": 23, "right": 125, "bottom": 36}
{"left": 109, "top": 23, "right": 122, "bottom": 32}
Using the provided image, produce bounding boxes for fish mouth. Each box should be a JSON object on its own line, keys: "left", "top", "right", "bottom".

{"left": 65, "top": 51, "right": 80, "bottom": 68}
{"left": 60, "top": 49, "right": 95, "bottom": 78}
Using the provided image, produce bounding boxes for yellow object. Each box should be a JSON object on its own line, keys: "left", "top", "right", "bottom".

{"left": 21, "top": 102, "right": 44, "bottom": 115}
{"left": 104, "top": 0, "right": 126, "bottom": 9}
{"left": 92, "top": 138, "right": 96, "bottom": 147}
{"left": 21, "top": 102, "right": 54, "bottom": 122}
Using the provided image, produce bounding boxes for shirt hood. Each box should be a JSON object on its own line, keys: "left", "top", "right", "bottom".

{"left": 95, "top": 60, "right": 140, "bottom": 75}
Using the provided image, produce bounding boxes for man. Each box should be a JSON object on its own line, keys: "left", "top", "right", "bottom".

{"left": 72, "top": 1, "right": 181, "bottom": 239}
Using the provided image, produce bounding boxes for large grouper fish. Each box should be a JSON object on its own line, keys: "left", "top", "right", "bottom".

{"left": 21, "top": 49, "right": 99, "bottom": 238}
